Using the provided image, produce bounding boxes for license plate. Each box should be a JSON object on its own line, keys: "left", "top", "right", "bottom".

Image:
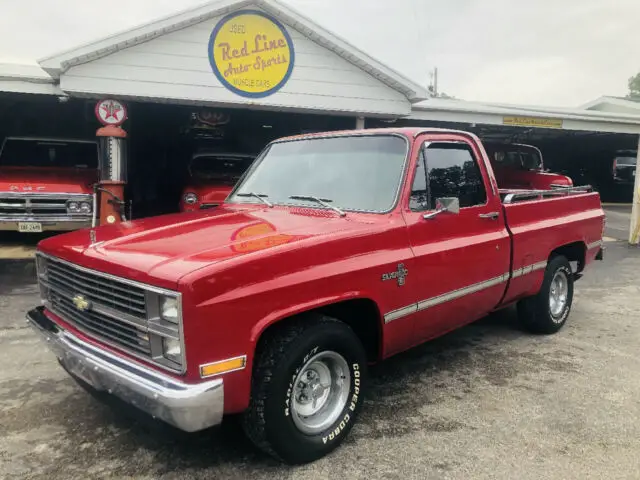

{"left": 18, "top": 222, "right": 42, "bottom": 233}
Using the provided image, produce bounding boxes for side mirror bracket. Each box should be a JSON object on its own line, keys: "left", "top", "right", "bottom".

{"left": 423, "top": 197, "right": 460, "bottom": 220}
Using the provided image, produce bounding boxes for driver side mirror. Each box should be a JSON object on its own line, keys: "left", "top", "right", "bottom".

{"left": 423, "top": 197, "right": 460, "bottom": 220}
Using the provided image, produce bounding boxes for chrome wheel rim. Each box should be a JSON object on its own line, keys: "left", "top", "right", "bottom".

{"left": 549, "top": 270, "right": 569, "bottom": 320}
{"left": 291, "top": 351, "right": 351, "bottom": 435}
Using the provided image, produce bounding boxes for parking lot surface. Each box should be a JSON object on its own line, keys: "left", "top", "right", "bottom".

{"left": 0, "top": 219, "right": 639, "bottom": 479}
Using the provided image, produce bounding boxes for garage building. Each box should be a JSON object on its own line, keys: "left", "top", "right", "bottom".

{"left": 0, "top": 0, "right": 639, "bottom": 243}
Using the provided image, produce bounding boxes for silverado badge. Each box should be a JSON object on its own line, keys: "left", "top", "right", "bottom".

{"left": 382, "top": 264, "right": 408, "bottom": 286}
{"left": 72, "top": 295, "right": 91, "bottom": 312}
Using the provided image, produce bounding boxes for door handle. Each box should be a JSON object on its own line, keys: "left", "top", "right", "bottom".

{"left": 478, "top": 211, "right": 500, "bottom": 220}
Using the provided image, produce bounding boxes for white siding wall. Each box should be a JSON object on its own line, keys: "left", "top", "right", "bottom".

{"left": 61, "top": 12, "right": 410, "bottom": 116}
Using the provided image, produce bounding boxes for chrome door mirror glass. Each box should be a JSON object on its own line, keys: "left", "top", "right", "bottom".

{"left": 423, "top": 197, "right": 460, "bottom": 220}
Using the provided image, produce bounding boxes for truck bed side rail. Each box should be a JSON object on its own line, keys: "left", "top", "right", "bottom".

{"left": 500, "top": 185, "right": 594, "bottom": 204}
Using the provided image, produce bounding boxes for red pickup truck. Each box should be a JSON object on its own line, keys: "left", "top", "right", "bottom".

{"left": 0, "top": 137, "right": 98, "bottom": 233}
{"left": 483, "top": 141, "right": 573, "bottom": 190}
{"left": 179, "top": 151, "right": 255, "bottom": 212}
{"left": 27, "top": 127, "right": 604, "bottom": 464}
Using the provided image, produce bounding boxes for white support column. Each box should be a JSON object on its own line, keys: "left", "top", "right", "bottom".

{"left": 355, "top": 116, "right": 365, "bottom": 130}
{"left": 629, "top": 134, "right": 640, "bottom": 246}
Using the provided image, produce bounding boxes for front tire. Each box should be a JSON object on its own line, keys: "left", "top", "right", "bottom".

{"left": 242, "top": 314, "right": 367, "bottom": 464}
{"left": 518, "top": 255, "right": 574, "bottom": 334}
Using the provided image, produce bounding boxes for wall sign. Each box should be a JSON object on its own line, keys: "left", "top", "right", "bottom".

{"left": 208, "top": 10, "right": 295, "bottom": 98}
{"left": 95, "top": 99, "right": 127, "bottom": 126}
{"left": 503, "top": 116, "right": 563, "bottom": 129}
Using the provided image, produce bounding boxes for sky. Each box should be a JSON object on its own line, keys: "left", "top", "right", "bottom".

{"left": 0, "top": 0, "right": 638, "bottom": 107}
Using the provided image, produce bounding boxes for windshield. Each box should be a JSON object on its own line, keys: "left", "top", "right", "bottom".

{"left": 190, "top": 154, "right": 254, "bottom": 182}
{"left": 228, "top": 135, "right": 408, "bottom": 212}
{"left": 0, "top": 138, "right": 98, "bottom": 168}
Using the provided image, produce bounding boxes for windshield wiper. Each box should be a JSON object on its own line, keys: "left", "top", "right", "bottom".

{"left": 236, "top": 192, "right": 273, "bottom": 207}
{"left": 289, "top": 195, "right": 346, "bottom": 217}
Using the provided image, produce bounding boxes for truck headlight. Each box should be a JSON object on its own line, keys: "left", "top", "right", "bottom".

{"left": 162, "top": 337, "right": 182, "bottom": 363}
{"left": 184, "top": 192, "right": 198, "bottom": 205}
{"left": 160, "top": 296, "right": 179, "bottom": 323}
{"left": 79, "top": 201, "right": 92, "bottom": 213}
{"left": 66, "top": 201, "right": 80, "bottom": 213}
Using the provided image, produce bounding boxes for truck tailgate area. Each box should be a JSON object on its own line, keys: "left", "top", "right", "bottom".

{"left": 500, "top": 192, "right": 605, "bottom": 305}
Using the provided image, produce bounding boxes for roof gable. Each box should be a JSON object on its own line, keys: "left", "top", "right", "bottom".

{"left": 39, "top": 0, "right": 426, "bottom": 102}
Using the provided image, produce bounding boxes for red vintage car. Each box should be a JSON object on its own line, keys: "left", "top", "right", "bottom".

{"left": 0, "top": 137, "right": 98, "bottom": 232}
{"left": 28, "top": 127, "right": 604, "bottom": 464}
{"left": 179, "top": 151, "right": 255, "bottom": 212}
{"left": 483, "top": 142, "right": 573, "bottom": 190}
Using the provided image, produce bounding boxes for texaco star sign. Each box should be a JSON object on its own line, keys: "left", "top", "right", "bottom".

{"left": 95, "top": 99, "right": 127, "bottom": 126}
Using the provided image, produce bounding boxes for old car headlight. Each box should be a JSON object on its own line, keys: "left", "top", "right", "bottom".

{"left": 35, "top": 254, "right": 48, "bottom": 278}
{"left": 160, "top": 296, "right": 179, "bottom": 323}
{"left": 79, "top": 201, "right": 92, "bottom": 213}
{"left": 184, "top": 192, "right": 198, "bottom": 205}
{"left": 162, "top": 337, "right": 182, "bottom": 363}
{"left": 66, "top": 201, "right": 80, "bottom": 212}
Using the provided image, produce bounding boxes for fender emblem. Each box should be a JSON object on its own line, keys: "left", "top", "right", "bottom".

{"left": 382, "top": 264, "right": 408, "bottom": 286}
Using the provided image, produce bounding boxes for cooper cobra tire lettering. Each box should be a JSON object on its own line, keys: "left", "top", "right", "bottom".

{"left": 243, "top": 315, "right": 368, "bottom": 463}
{"left": 285, "top": 347, "right": 320, "bottom": 416}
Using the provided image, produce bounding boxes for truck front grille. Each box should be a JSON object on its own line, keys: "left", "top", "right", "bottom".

{"left": 41, "top": 256, "right": 152, "bottom": 359}
{"left": 0, "top": 193, "right": 91, "bottom": 218}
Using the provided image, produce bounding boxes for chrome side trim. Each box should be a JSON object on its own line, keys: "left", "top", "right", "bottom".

{"left": 417, "top": 273, "right": 509, "bottom": 312}
{"left": 511, "top": 260, "right": 548, "bottom": 279}
{"left": 587, "top": 240, "right": 603, "bottom": 250}
{"left": 383, "top": 261, "right": 549, "bottom": 324}
{"left": 383, "top": 304, "right": 418, "bottom": 323}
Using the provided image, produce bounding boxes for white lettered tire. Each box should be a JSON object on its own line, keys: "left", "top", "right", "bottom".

{"left": 518, "top": 255, "right": 574, "bottom": 334}
{"left": 242, "top": 314, "right": 367, "bottom": 464}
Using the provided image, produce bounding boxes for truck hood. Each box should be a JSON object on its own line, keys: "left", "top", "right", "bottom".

{"left": 37, "top": 205, "right": 378, "bottom": 290}
{"left": 0, "top": 167, "right": 97, "bottom": 194}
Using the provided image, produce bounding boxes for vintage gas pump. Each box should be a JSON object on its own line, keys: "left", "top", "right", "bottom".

{"left": 94, "top": 99, "right": 128, "bottom": 226}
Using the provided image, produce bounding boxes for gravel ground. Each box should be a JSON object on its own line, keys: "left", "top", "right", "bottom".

{"left": 1, "top": 238, "right": 639, "bottom": 479}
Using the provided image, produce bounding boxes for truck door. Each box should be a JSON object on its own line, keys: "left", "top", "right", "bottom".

{"left": 402, "top": 134, "right": 511, "bottom": 341}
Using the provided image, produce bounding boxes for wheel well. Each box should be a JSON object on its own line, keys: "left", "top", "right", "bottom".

{"left": 550, "top": 241, "right": 586, "bottom": 272}
{"left": 255, "top": 299, "right": 383, "bottom": 364}
{"left": 316, "top": 299, "right": 382, "bottom": 362}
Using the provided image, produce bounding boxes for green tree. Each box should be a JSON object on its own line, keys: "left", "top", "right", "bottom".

{"left": 628, "top": 72, "right": 640, "bottom": 99}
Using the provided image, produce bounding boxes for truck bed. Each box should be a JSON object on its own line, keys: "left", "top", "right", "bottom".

{"left": 498, "top": 186, "right": 605, "bottom": 306}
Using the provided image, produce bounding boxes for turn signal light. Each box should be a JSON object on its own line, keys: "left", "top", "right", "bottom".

{"left": 200, "top": 356, "right": 246, "bottom": 378}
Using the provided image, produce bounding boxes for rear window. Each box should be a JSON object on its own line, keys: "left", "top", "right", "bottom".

{"left": 0, "top": 139, "right": 98, "bottom": 168}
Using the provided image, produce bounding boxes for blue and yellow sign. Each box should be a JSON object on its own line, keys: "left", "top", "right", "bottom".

{"left": 208, "top": 10, "right": 295, "bottom": 98}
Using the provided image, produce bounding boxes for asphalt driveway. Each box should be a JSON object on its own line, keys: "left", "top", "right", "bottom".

{"left": 1, "top": 237, "right": 639, "bottom": 479}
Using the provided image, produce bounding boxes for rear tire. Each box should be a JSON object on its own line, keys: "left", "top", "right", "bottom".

{"left": 518, "top": 255, "right": 574, "bottom": 334}
{"left": 242, "top": 314, "right": 367, "bottom": 464}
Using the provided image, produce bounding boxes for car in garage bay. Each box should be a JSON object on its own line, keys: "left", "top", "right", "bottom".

{"left": 483, "top": 141, "right": 573, "bottom": 190}
{"left": 612, "top": 150, "right": 637, "bottom": 187}
{"left": 180, "top": 150, "right": 255, "bottom": 212}
{"left": 0, "top": 137, "right": 98, "bottom": 233}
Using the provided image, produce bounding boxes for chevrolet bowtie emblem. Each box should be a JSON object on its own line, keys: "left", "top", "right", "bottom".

{"left": 72, "top": 295, "right": 91, "bottom": 312}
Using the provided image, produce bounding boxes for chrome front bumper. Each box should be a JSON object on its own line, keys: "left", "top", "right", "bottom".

{"left": 27, "top": 307, "right": 224, "bottom": 432}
